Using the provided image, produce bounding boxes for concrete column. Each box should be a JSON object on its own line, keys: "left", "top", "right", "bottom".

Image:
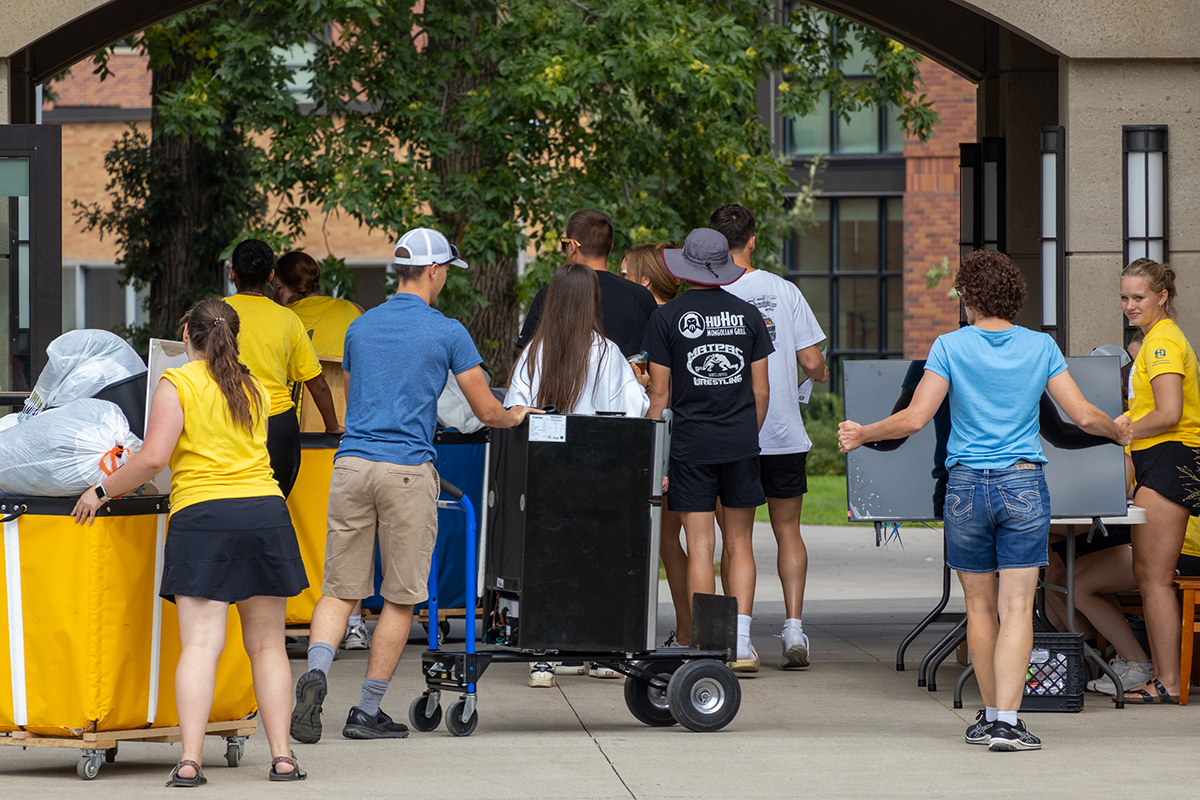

{"left": 1061, "top": 60, "right": 1200, "bottom": 354}
{"left": 0, "top": 58, "right": 9, "bottom": 124}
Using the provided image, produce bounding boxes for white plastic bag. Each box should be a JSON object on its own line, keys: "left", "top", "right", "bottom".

{"left": 437, "top": 369, "right": 487, "bottom": 434}
{"left": 21, "top": 330, "right": 147, "bottom": 418}
{"left": 0, "top": 399, "right": 142, "bottom": 496}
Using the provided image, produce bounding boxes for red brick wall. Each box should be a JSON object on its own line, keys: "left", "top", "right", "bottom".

{"left": 902, "top": 61, "right": 976, "bottom": 358}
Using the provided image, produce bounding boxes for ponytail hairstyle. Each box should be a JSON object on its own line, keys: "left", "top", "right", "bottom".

{"left": 179, "top": 297, "right": 265, "bottom": 432}
{"left": 1121, "top": 257, "right": 1177, "bottom": 318}
{"left": 516, "top": 263, "right": 604, "bottom": 413}
{"left": 275, "top": 250, "right": 322, "bottom": 301}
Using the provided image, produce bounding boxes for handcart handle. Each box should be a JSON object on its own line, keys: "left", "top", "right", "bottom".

{"left": 440, "top": 480, "right": 464, "bottom": 501}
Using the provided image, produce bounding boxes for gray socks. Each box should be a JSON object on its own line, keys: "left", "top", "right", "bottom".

{"left": 307, "top": 641, "right": 336, "bottom": 676}
{"left": 359, "top": 678, "right": 389, "bottom": 715}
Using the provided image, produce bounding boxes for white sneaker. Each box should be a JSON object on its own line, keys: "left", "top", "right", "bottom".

{"left": 588, "top": 662, "right": 619, "bottom": 679}
{"left": 341, "top": 622, "right": 371, "bottom": 651}
{"left": 1087, "top": 656, "right": 1152, "bottom": 694}
{"left": 553, "top": 662, "right": 585, "bottom": 676}
{"left": 781, "top": 628, "right": 810, "bottom": 669}
{"left": 529, "top": 663, "right": 556, "bottom": 688}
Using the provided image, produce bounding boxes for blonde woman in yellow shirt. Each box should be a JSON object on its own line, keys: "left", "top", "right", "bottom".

{"left": 226, "top": 240, "right": 343, "bottom": 498}
{"left": 1120, "top": 257, "right": 1200, "bottom": 704}
{"left": 271, "top": 251, "right": 363, "bottom": 358}
{"left": 72, "top": 298, "right": 308, "bottom": 785}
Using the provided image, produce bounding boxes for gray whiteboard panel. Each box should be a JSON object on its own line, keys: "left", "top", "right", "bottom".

{"left": 844, "top": 356, "right": 1127, "bottom": 522}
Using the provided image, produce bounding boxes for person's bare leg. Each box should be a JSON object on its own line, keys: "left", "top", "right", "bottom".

{"left": 366, "top": 600, "right": 414, "bottom": 681}
{"left": 659, "top": 509, "right": 691, "bottom": 644}
{"left": 720, "top": 506, "right": 757, "bottom": 617}
{"left": 236, "top": 596, "right": 294, "bottom": 773}
{"left": 767, "top": 495, "right": 807, "bottom": 620}
{"left": 1072, "top": 547, "right": 1150, "bottom": 664}
{"left": 174, "top": 596, "right": 230, "bottom": 780}
{"left": 679, "top": 511, "right": 717, "bottom": 603}
{"left": 310, "top": 595, "right": 356, "bottom": 650}
{"left": 992, "top": 567, "right": 1040, "bottom": 712}
{"left": 714, "top": 501, "right": 728, "bottom": 596}
{"left": 1128, "top": 486, "right": 1188, "bottom": 696}
{"left": 1042, "top": 548, "right": 1070, "bottom": 632}
{"left": 956, "top": 572, "right": 1000, "bottom": 709}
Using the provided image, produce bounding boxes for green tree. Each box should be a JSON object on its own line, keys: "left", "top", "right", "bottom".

{"left": 77, "top": 0, "right": 937, "bottom": 377}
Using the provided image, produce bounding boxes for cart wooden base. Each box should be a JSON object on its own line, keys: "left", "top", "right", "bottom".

{"left": 285, "top": 607, "right": 476, "bottom": 646}
{"left": 0, "top": 718, "right": 257, "bottom": 780}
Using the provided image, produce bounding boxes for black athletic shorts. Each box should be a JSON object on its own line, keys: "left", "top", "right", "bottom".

{"left": 1177, "top": 553, "right": 1200, "bottom": 576}
{"left": 1050, "top": 524, "right": 1133, "bottom": 562}
{"left": 1132, "top": 441, "right": 1200, "bottom": 515}
{"left": 667, "top": 457, "right": 766, "bottom": 513}
{"left": 759, "top": 452, "right": 808, "bottom": 499}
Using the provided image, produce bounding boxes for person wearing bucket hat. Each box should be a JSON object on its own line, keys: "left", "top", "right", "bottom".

{"left": 292, "top": 228, "right": 540, "bottom": 744}
{"left": 644, "top": 227, "right": 774, "bottom": 672}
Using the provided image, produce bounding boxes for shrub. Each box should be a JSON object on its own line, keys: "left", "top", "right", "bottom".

{"left": 802, "top": 393, "right": 845, "bottom": 476}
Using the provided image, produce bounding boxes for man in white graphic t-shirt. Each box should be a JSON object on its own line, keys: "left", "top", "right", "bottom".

{"left": 711, "top": 204, "right": 829, "bottom": 669}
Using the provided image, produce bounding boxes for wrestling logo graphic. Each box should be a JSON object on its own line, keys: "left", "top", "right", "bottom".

{"left": 687, "top": 343, "right": 745, "bottom": 385}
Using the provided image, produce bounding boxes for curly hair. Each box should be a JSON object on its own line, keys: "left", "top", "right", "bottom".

{"left": 955, "top": 250, "right": 1026, "bottom": 321}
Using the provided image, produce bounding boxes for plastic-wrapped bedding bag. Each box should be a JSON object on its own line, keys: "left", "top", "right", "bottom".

{"left": 0, "top": 399, "right": 142, "bottom": 496}
{"left": 20, "top": 329, "right": 147, "bottom": 419}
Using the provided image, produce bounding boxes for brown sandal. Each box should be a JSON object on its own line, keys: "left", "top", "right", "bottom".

{"left": 269, "top": 752, "right": 307, "bottom": 782}
{"left": 166, "top": 759, "right": 207, "bottom": 787}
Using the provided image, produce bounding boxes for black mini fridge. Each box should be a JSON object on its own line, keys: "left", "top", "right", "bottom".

{"left": 485, "top": 413, "right": 666, "bottom": 652}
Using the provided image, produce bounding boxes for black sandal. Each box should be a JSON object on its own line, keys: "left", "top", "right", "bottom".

{"left": 269, "top": 752, "right": 307, "bottom": 782}
{"left": 166, "top": 760, "right": 207, "bottom": 787}
{"left": 1121, "top": 678, "right": 1180, "bottom": 704}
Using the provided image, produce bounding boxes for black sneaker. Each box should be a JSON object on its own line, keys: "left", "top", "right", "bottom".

{"left": 290, "top": 669, "right": 327, "bottom": 744}
{"left": 964, "top": 709, "right": 992, "bottom": 745}
{"left": 342, "top": 706, "right": 410, "bottom": 739}
{"left": 988, "top": 719, "right": 1041, "bottom": 751}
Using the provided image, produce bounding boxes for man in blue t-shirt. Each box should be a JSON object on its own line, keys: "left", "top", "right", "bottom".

{"left": 292, "top": 228, "right": 536, "bottom": 744}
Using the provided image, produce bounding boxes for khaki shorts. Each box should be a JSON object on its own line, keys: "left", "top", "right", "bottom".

{"left": 322, "top": 456, "right": 439, "bottom": 605}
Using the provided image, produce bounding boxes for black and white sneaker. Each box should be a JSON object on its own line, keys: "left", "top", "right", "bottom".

{"left": 988, "top": 719, "right": 1041, "bottom": 751}
{"left": 342, "top": 706, "right": 410, "bottom": 739}
{"left": 964, "top": 709, "right": 992, "bottom": 745}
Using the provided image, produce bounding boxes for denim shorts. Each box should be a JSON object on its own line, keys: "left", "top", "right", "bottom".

{"left": 943, "top": 463, "right": 1051, "bottom": 573}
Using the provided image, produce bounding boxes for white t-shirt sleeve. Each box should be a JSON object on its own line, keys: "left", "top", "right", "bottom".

{"left": 789, "top": 283, "right": 825, "bottom": 352}
{"left": 504, "top": 347, "right": 537, "bottom": 408}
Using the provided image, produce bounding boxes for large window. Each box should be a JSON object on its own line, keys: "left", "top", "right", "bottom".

{"left": 782, "top": 198, "right": 904, "bottom": 390}
{"left": 62, "top": 265, "right": 149, "bottom": 335}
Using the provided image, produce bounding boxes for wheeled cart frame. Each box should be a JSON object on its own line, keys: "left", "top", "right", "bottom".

{"left": 406, "top": 482, "right": 742, "bottom": 736}
{"left": 0, "top": 718, "right": 256, "bottom": 780}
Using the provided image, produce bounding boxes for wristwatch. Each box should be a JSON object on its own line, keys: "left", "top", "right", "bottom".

{"left": 94, "top": 483, "right": 108, "bottom": 501}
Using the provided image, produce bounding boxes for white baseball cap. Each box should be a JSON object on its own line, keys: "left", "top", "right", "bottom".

{"left": 393, "top": 227, "right": 469, "bottom": 269}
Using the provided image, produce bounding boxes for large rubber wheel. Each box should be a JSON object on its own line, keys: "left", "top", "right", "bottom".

{"left": 623, "top": 660, "right": 684, "bottom": 727}
{"left": 667, "top": 660, "right": 741, "bottom": 732}
{"left": 78, "top": 755, "right": 101, "bottom": 780}
{"left": 408, "top": 694, "right": 443, "bottom": 733}
{"left": 445, "top": 699, "right": 479, "bottom": 737}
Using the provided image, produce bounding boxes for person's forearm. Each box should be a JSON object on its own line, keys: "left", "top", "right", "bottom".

{"left": 755, "top": 391, "right": 769, "bottom": 432}
{"left": 95, "top": 451, "right": 167, "bottom": 498}
{"left": 1072, "top": 406, "right": 1124, "bottom": 441}
{"left": 646, "top": 389, "right": 669, "bottom": 420}
{"left": 305, "top": 375, "right": 340, "bottom": 431}
{"left": 858, "top": 408, "right": 925, "bottom": 444}
{"left": 1131, "top": 408, "right": 1181, "bottom": 440}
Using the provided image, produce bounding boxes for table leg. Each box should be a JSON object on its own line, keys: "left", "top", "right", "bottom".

{"left": 1066, "top": 522, "right": 1124, "bottom": 709}
{"left": 922, "top": 617, "right": 967, "bottom": 691}
{"left": 897, "top": 534, "right": 952, "bottom": 672}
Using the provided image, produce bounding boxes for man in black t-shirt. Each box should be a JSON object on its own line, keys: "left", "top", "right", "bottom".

{"left": 516, "top": 209, "right": 657, "bottom": 358}
{"left": 644, "top": 228, "right": 773, "bottom": 672}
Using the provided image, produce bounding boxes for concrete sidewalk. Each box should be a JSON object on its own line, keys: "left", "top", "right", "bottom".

{"left": 2, "top": 522, "right": 1196, "bottom": 798}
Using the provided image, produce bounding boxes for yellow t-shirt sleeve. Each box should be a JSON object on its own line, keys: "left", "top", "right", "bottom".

{"left": 287, "top": 318, "right": 323, "bottom": 384}
{"left": 1144, "top": 334, "right": 1186, "bottom": 380}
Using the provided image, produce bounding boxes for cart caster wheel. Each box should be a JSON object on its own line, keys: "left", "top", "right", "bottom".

{"left": 78, "top": 755, "right": 102, "bottom": 780}
{"left": 439, "top": 619, "right": 451, "bottom": 644}
{"left": 667, "top": 660, "right": 741, "bottom": 732}
{"left": 105, "top": 744, "right": 118, "bottom": 763}
{"left": 624, "top": 660, "right": 684, "bottom": 727}
{"left": 445, "top": 699, "right": 479, "bottom": 737}
{"left": 225, "top": 741, "right": 241, "bottom": 768}
{"left": 408, "top": 694, "right": 443, "bottom": 732}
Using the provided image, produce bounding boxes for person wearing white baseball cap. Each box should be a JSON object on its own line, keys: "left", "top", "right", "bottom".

{"left": 292, "top": 227, "right": 538, "bottom": 744}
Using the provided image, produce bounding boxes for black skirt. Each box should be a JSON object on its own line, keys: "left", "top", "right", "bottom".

{"left": 161, "top": 496, "right": 309, "bottom": 603}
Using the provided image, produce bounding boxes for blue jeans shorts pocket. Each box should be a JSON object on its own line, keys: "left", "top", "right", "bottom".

{"left": 997, "top": 482, "right": 1043, "bottom": 522}
{"left": 943, "top": 485, "right": 974, "bottom": 524}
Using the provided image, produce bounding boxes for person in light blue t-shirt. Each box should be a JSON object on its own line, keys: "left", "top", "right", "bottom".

{"left": 290, "top": 228, "right": 538, "bottom": 745}
{"left": 839, "top": 250, "right": 1131, "bottom": 753}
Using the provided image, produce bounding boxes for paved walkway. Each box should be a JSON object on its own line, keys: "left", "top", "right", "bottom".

{"left": 2, "top": 523, "right": 1196, "bottom": 798}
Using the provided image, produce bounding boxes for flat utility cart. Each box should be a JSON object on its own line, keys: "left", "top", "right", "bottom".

{"left": 408, "top": 415, "right": 741, "bottom": 736}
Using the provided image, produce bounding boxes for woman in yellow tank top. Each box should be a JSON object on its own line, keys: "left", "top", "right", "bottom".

{"left": 72, "top": 298, "right": 308, "bottom": 785}
{"left": 1119, "top": 257, "right": 1200, "bottom": 703}
{"left": 271, "top": 251, "right": 363, "bottom": 358}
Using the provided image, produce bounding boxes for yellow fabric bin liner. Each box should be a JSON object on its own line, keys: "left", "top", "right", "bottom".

{"left": 0, "top": 497, "right": 256, "bottom": 737}
{"left": 285, "top": 440, "right": 336, "bottom": 626}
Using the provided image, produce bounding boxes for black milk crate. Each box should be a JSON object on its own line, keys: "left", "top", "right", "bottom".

{"left": 1020, "top": 632, "right": 1085, "bottom": 713}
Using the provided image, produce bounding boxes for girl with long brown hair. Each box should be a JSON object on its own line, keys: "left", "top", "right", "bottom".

{"left": 73, "top": 297, "right": 309, "bottom": 785}
{"left": 507, "top": 262, "right": 648, "bottom": 417}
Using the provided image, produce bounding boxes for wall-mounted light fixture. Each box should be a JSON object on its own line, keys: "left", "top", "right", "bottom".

{"left": 1123, "top": 125, "right": 1168, "bottom": 265}
{"left": 958, "top": 138, "right": 1006, "bottom": 325}
{"left": 1041, "top": 126, "right": 1065, "bottom": 347}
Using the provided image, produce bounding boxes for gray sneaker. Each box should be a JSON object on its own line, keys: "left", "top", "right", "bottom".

{"left": 289, "top": 669, "right": 327, "bottom": 744}
{"left": 341, "top": 622, "right": 372, "bottom": 651}
{"left": 964, "top": 709, "right": 991, "bottom": 745}
{"left": 988, "top": 719, "right": 1041, "bottom": 751}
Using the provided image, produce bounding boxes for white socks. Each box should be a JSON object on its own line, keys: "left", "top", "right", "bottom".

{"left": 736, "top": 614, "right": 753, "bottom": 660}
{"left": 984, "top": 706, "right": 998, "bottom": 723}
{"left": 348, "top": 614, "right": 362, "bottom": 627}
{"left": 996, "top": 710, "right": 1017, "bottom": 726}
{"left": 783, "top": 618, "right": 803, "bottom": 635}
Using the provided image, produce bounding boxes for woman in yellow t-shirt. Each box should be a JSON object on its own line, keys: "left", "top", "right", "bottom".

{"left": 1119, "top": 257, "right": 1200, "bottom": 703}
{"left": 72, "top": 297, "right": 308, "bottom": 785}
{"left": 226, "top": 240, "right": 343, "bottom": 498}
{"left": 271, "top": 251, "right": 363, "bottom": 358}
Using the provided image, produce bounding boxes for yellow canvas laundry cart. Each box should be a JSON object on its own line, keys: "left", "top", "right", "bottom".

{"left": 0, "top": 495, "right": 257, "bottom": 779}
{"left": 285, "top": 435, "right": 338, "bottom": 627}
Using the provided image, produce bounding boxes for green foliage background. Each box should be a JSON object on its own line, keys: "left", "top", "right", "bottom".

{"left": 801, "top": 392, "right": 846, "bottom": 476}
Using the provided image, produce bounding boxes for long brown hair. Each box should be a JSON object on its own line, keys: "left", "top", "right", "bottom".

{"left": 519, "top": 263, "right": 604, "bottom": 412}
{"left": 179, "top": 297, "right": 265, "bottom": 432}
{"left": 623, "top": 243, "right": 680, "bottom": 304}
